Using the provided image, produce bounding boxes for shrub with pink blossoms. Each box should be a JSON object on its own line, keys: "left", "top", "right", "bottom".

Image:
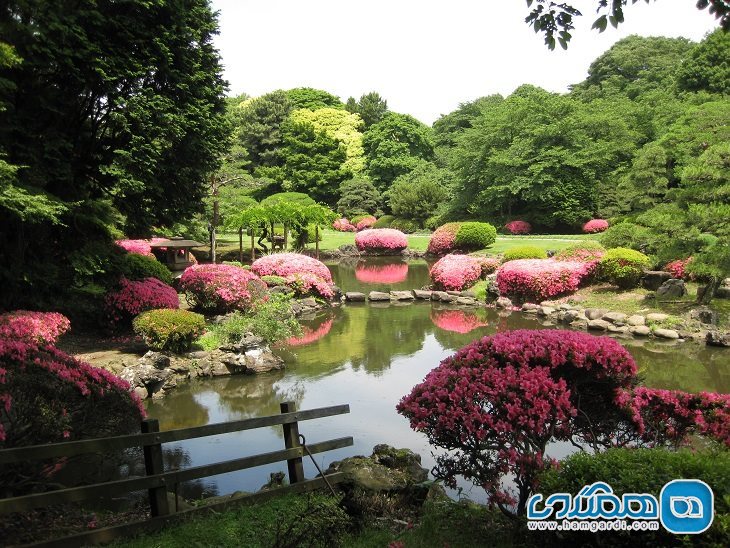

{"left": 496, "top": 259, "right": 590, "bottom": 301}
{"left": 430, "top": 254, "right": 483, "bottom": 291}
{"left": 0, "top": 311, "right": 71, "bottom": 345}
{"left": 332, "top": 218, "right": 356, "bottom": 232}
{"left": 505, "top": 220, "right": 531, "bottom": 235}
{"left": 583, "top": 219, "right": 609, "bottom": 233}
{"left": 665, "top": 257, "right": 693, "bottom": 280}
{"left": 179, "top": 264, "right": 267, "bottom": 313}
{"left": 473, "top": 256, "right": 501, "bottom": 276}
{"left": 105, "top": 277, "right": 179, "bottom": 325}
{"left": 284, "top": 272, "right": 334, "bottom": 299}
{"left": 426, "top": 223, "right": 460, "bottom": 254}
{"left": 115, "top": 239, "right": 153, "bottom": 257}
{"left": 355, "top": 229, "right": 408, "bottom": 252}
{"left": 251, "top": 253, "right": 332, "bottom": 282}
{"left": 356, "top": 215, "right": 377, "bottom": 231}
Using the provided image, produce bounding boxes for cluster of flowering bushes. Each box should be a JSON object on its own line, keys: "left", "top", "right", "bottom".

{"left": 665, "top": 257, "right": 693, "bottom": 280}
{"left": 332, "top": 218, "right": 356, "bottom": 232}
{"left": 105, "top": 277, "right": 179, "bottom": 324}
{"left": 355, "top": 229, "right": 408, "bottom": 252}
{"left": 251, "top": 253, "right": 334, "bottom": 299}
{"left": 504, "top": 220, "right": 531, "bottom": 234}
{"left": 583, "top": 219, "right": 609, "bottom": 233}
{"left": 427, "top": 222, "right": 496, "bottom": 254}
{"left": 496, "top": 259, "right": 590, "bottom": 301}
{"left": 430, "top": 308, "right": 489, "bottom": 334}
{"left": 285, "top": 318, "right": 334, "bottom": 346}
{"left": 0, "top": 311, "right": 71, "bottom": 345}
{"left": 115, "top": 239, "right": 153, "bottom": 257}
{"left": 355, "top": 215, "right": 377, "bottom": 231}
{"left": 355, "top": 262, "right": 409, "bottom": 284}
{"left": 430, "top": 254, "right": 483, "bottom": 291}
{"left": 180, "top": 264, "right": 267, "bottom": 313}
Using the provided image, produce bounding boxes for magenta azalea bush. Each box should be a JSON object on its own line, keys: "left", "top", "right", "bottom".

{"left": 665, "top": 257, "right": 693, "bottom": 280}
{"left": 356, "top": 215, "right": 377, "bottom": 231}
{"left": 496, "top": 259, "right": 590, "bottom": 301}
{"left": 284, "top": 272, "right": 334, "bottom": 299}
{"left": 179, "top": 264, "right": 267, "bottom": 313}
{"left": 430, "top": 254, "right": 483, "bottom": 291}
{"left": 116, "top": 239, "right": 153, "bottom": 257}
{"left": 251, "top": 253, "right": 332, "bottom": 282}
{"left": 105, "top": 277, "right": 179, "bottom": 324}
{"left": 397, "top": 329, "right": 729, "bottom": 517}
{"left": 0, "top": 311, "right": 71, "bottom": 345}
{"left": 426, "top": 223, "right": 460, "bottom": 254}
{"left": 355, "top": 229, "right": 408, "bottom": 252}
{"left": 332, "top": 218, "right": 356, "bottom": 232}
{"left": 583, "top": 219, "right": 609, "bottom": 233}
{"left": 504, "top": 220, "right": 532, "bottom": 235}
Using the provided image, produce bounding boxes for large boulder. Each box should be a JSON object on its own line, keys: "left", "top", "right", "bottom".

{"left": 641, "top": 271, "right": 672, "bottom": 291}
{"left": 656, "top": 279, "right": 687, "bottom": 300}
{"left": 715, "top": 278, "right": 730, "bottom": 299}
{"left": 706, "top": 331, "right": 730, "bottom": 347}
{"left": 690, "top": 307, "right": 718, "bottom": 326}
{"left": 368, "top": 291, "right": 391, "bottom": 302}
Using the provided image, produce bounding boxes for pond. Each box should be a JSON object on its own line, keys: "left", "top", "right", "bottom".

{"left": 146, "top": 258, "right": 729, "bottom": 502}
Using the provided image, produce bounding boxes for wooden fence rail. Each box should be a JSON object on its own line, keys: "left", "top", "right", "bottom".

{"left": 0, "top": 401, "right": 353, "bottom": 547}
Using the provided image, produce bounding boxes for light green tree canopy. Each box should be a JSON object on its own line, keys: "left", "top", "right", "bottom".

{"left": 290, "top": 108, "right": 365, "bottom": 173}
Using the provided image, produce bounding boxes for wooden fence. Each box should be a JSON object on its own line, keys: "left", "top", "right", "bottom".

{"left": 0, "top": 401, "right": 353, "bottom": 547}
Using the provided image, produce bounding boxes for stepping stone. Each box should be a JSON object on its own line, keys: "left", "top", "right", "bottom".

{"left": 626, "top": 315, "right": 645, "bottom": 326}
{"left": 456, "top": 296, "right": 477, "bottom": 306}
{"left": 521, "top": 303, "right": 539, "bottom": 312}
{"left": 653, "top": 328, "right": 679, "bottom": 340}
{"left": 412, "top": 289, "right": 432, "bottom": 299}
{"left": 496, "top": 297, "right": 513, "bottom": 309}
{"left": 602, "top": 312, "right": 627, "bottom": 324}
{"left": 390, "top": 290, "right": 415, "bottom": 300}
{"left": 588, "top": 319, "right": 610, "bottom": 331}
{"left": 629, "top": 326, "right": 651, "bottom": 336}
{"left": 345, "top": 292, "right": 366, "bottom": 302}
{"left": 538, "top": 306, "right": 556, "bottom": 316}
{"left": 646, "top": 313, "right": 669, "bottom": 322}
{"left": 368, "top": 291, "right": 391, "bottom": 302}
{"left": 584, "top": 308, "right": 607, "bottom": 320}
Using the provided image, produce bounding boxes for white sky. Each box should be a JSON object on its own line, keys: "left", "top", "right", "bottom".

{"left": 210, "top": 0, "right": 719, "bottom": 125}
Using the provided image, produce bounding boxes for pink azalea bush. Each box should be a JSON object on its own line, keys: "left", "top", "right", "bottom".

{"left": 179, "top": 264, "right": 267, "bottom": 313}
{"left": 505, "top": 220, "right": 532, "bottom": 235}
{"left": 665, "top": 257, "right": 693, "bottom": 280}
{"left": 355, "top": 262, "right": 409, "bottom": 284}
{"left": 285, "top": 318, "right": 334, "bottom": 347}
{"left": 332, "top": 218, "right": 356, "bottom": 232}
{"left": 116, "top": 239, "right": 153, "bottom": 257}
{"left": 473, "top": 256, "right": 501, "bottom": 276}
{"left": 553, "top": 242, "right": 605, "bottom": 278}
{"left": 356, "top": 215, "right": 377, "bottom": 231}
{"left": 251, "top": 253, "right": 332, "bottom": 282}
{"left": 430, "top": 254, "right": 483, "bottom": 291}
{"left": 355, "top": 229, "right": 408, "bottom": 252}
{"left": 496, "top": 259, "right": 590, "bottom": 301}
{"left": 105, "top": 277, "right": 179, "bottom": 324}
{"left": 284, "top": 272, "right": 334, "bottom": 299}
{"left": 430, "top": 309, "right": 489, "bottom": 334}
{"left": 426, "top": 223, "right": 460, "bottom": 254}
{"left": 583, "top": 219, "right": 609, "bottom": 233}
{"left": 0, "top": 311, "right": 71, "bottom": 345}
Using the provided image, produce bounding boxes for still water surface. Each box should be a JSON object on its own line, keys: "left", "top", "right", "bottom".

{"left": 146, "top": 258, "right": 729, "bottom": 501}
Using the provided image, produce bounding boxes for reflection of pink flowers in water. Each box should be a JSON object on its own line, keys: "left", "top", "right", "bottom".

{"left": 355, "top": 262, "right": 409, "bottom": 284}
{"left": 430, "top": 309, "right": 489, "bottom": 334}
{"left": 286, "top": 319, "right": 334, "bottom": 346}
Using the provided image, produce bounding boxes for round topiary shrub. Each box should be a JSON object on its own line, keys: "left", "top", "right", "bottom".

{"left": 372, "top": 215, "right": 395, "bottom": 229}
{"left": 251, "top": 253, "right": 334, "bottom": 299}
{"left": 116, "top": 252, "right": 173, "bottom": 285}
{"left": 0, "top": 311, "right": 71, "bottom": 345}
{"left": 430, "top": 254, "right": 483, "bottom": 291}
{"left": 133, "top": 309, "right": 206, "bottom": 353}
{"left": 105, "top": 277, "right": 179, "bottom": 325}
{"left": 389, "top": 217, "right": 420, "bottom": 234}
{"left": 355, "top": 229, "right": 408, "bottom": 252}
{"left": 502, "top": 245, "right": 547, "bottom": 262}
{"left": 453, "top": 222, "right": 497, "bottom": 251}
{"left": 504, "top": 220, "right": 531, "bottom": 234}
{"left": 355, "top": 215, "right": 377, "bottom": 231}
{"left": 179, "top": 264, "right": 267, "bottom": 313}
{"left": 583, "top": 218, "right": 609, "bottom": 233}
{"left": 427, "top": 223, "right": 461, "bottom": 254}
{"left": 332, "top": 218, "right": 356, "bottom": 232}
{"left": 599, "top": 247, "right": 651, "bottom": 289}
{"left": 496, "top": 259, "right": 590, "bottom": 301}
{"left": 0, "top": 340, "right": 145, "bottom": 495}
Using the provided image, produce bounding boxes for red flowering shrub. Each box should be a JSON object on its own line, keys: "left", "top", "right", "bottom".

{"left": 665, "top": 257, "right": 693, "bottom": 280}
{"left": 430, "top": 255, "right": 483, "bottom": 291}
{"left": 355, "top": 229, "right": 408, "bottom": 252}
{"left": 179, "top": 264, "right": 267, "bottom": 313}
{"left": 355, "top": 262, "right": 409, "bottom": 284}
{"left": 0, "top": 340, "right": 145, "bottom": 495}
{"left": 251, "top": 253, "right": 333, "bottom": 282}
{"left": 356, "top": 215, "right": 377, "bottom": 231}
{"left": 332, "top": 218, "right": 356, "bottom": 232}
{"left": 397, "top": 330, "right": 638, "bottom": 516}
{"left": 426, "top": 223, "right": 461, "bottom": 254}
{"left": 496, "top": 259, "right": 590, "bottom": 301}
{"left": 105, "top": 277, "right": 179, "bottom": 324}
{"left": 285, "top": 318, "right": 334, "bottom": 346}
{"left": 505, "top": 220, "right": 531, "bottom": 235}
{"left": 583, "top": 219, "right": 609, "bottom": 233}
{"left": 0, "top": 311, "right": 71, "bottom": 345}
{"left": 430, "top": 308, "right": 489, "bottom": 333}
{"left": 115, "top": 239, "right": 153, "bottom": 257}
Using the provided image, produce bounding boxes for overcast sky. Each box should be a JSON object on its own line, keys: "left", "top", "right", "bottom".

{"left": 210, "top": 1, "right": 719, "bottom": 125}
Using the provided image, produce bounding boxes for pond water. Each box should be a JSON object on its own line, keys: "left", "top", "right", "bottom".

{"left": 146, "top": 258, "right": 729, "bottom": 502}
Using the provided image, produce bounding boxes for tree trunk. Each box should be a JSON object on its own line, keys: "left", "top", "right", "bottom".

{"left": 251, "top": 228, "right": 255, "bottom": 262}
{"left": 210, "top": 198, "right": 219, "bottom": 263}
{"left": 283, "top": 222, "right": 288, "bottom": 250}
{"left": 315, "top": 225, "right": 320, "bottom": 259}
{"left": 697, "top": 277, "right": 720, "bottom": 305}
{"left": 238, "top": 227, "right": 243, "bottom": 263}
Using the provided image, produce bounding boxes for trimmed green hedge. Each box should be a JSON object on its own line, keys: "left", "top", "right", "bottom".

{"left": 373, "top": 215, "right": 395, "bottom": 228}
{"left": 599, "top": 247, "right": 651, "bottom": 288}
{"left": 117, "top": 253, "right": 173, "bottom": 285}
{"left": 454, "top": 222, "right": 497, "bottom": 250}
{"left": 133, "top": 309, "right": 205, "bottom": 353}
{"left": 502, "top": 245, "right": 547, "bottom": 262}
{"left": 390, "top": 217, "right": 420, "bottom": 233}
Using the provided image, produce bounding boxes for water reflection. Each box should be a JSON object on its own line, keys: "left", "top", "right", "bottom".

{"left": 355, "top": 260, "right": 409, "bottom": 284}
{"left": 328, "top": 257, "right": 432, "bottom": 292}
{"left": 430, "top": 306, "right": 490, "bottom": 334}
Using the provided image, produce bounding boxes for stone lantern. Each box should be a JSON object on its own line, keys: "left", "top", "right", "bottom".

{"left": 149, "top": 237, "right": 204, "bottom": 271}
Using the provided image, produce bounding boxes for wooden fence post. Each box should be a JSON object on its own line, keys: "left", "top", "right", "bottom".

{"left": 141, "top": 419, "right": 170, "bottom": 517}
{"left": 280, "top": 402, "right": 304, "bottom": 484}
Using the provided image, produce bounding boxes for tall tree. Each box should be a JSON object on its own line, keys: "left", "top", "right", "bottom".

{"left": 345, "top": 91, "right": 388, "bottom": 128}
{"left": 677, "top": 28, "right": 730, "bottom": 95}
{"left": 237, "top": 90, "right": 292, "bottom": 178}
{"left": 285, "top": 87, "right": 343, "bottom": 110}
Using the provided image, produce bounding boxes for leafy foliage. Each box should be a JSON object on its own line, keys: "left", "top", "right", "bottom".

{"left": 116, "top": 253, "right": 173, "bottom": 286}
{"left": 133, "top": 309, "right": 206, "bottom": 353}
{"left": 344, "top": 91, "right": 388, "bottom": 128}
{"left": 336, "top": 177, "right": 383, "bottom": 218}
{"left": 284, "top": 87, "right": 343, "bottom": 110}
{"left": 453, "top": 222, "right": 497, "bottom": 251}
{"left": 0, "top": 311, "right": 71, "bottom": 346}
{"left": 497, "top": 259, "right": 590, "bottom": 301}
{"left": 209, "top": 293, "right": 301, "bottom": 345}
{"left": 502, "top": 245, "right": 548, "bottom": 261}
{"left": 599, "top": 248, "right": 651, "bottom": 288}
{"left": 430, "top": 255, "right": 483, "bottom": 291}
{"left": 355, "top": 228, "right": 408, "bottom": 252}
{"left": 387, "top": 162, "right": 450, "bottom": 225}
{"left": 105, "top": 277, "right": 179, "bottom": 325}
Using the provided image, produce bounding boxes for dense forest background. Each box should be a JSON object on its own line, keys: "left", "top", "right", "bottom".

{"left": 0, "top": 0, "right": 728, "bottom": 309}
